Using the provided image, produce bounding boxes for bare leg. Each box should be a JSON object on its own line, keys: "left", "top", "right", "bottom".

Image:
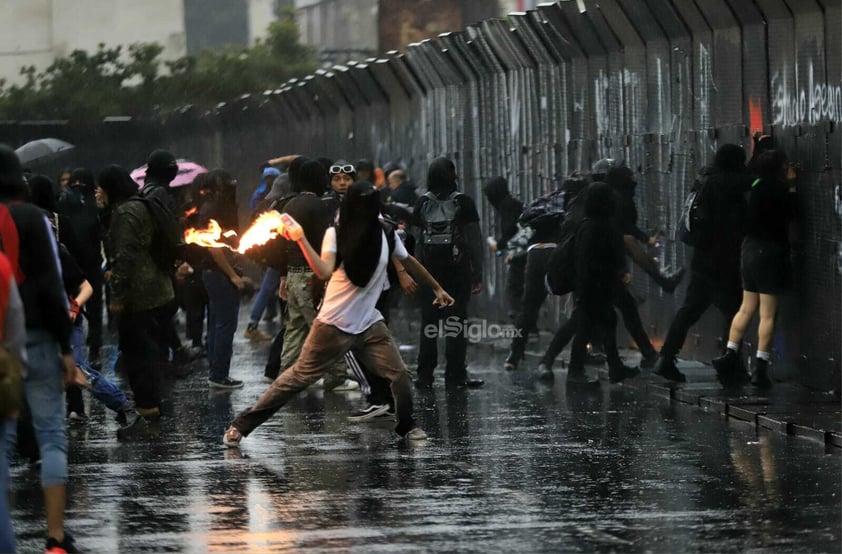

{"left": 757, "top": 293, "right": 779, "bottom": 352}
{"left": 45, "top": 485, "right": 66, "bottom": 542}
{"left": 728, "top": 290, "right": 759, "bottom": 345}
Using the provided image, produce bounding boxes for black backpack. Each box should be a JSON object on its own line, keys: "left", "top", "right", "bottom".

{"left": 418, "top": 191, "right": 463, "bottom": 264}
{"left": 544, "top": 195, "right": 584, "bottom": 295}
{"left": 678, "top": 170, "right": 713, "bottom": 247}
{"left": 133, "top": 188, "right": 184, "bottom": 272}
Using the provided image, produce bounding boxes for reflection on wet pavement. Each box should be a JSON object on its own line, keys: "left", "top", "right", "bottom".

{"left": 8, "top": 310, "right": 841, "bottom": 552}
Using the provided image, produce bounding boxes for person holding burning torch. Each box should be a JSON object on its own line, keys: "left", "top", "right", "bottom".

{"left": 224, "top": 181, "right": 454, "bottom": 446}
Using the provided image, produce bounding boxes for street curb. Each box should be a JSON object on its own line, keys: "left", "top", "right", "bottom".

{"left": 481, "top": 336, "right": 842, "bottom": 449}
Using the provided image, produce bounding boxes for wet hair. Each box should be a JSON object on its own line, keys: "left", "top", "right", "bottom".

{"left": 287, "top": 156, "right": 310, "bottom": 193}
{"left": 755, "top": 149, "right": 788, "bottom": 183}
{"left": 714, "top": 144, "right": 747, "bottom": 172}
{"left": 69, "top": 167, "right": 96, "bottom": 190}
{"left": 98, "top": 165, "right": 138, "bottom": 204}
{"left": 583, "top": 181, "right": 617, "bottom": 219}
{"left": 316, "top": 157, "right": 334, "bottom": 173}
{"left": 337, "top": 181, "right": 383, "bottom": 287}
{"left": 297, "top": 160, "right": 328, "bottom": 196}
{"left": 28, "top": 175, "right": 58, "bottom": 212}
{"left": 605, "top": 165, "right": 636, "bottom": 193}
{"left": 483, "top": 176, "right": 509, "bottom": 207}
{"left": 426, "top": 157, "right": 457, "bottom": 195}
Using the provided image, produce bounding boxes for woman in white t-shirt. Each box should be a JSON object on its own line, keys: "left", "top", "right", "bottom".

{"left": 225, "top": 181, "right": 454, "bottom": 446}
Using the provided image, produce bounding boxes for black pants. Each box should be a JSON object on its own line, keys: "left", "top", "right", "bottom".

{"left": 569, "top": 295, "right": 622, "bottom": 372}
{"left": 417, "top": 268, "right": 472, "bottom": 383}
{"left": 505, "top": 253, "right": 527, "bottom": 322}
{"left": 179, "top": 275, "right": 208, "bottom": 347}
{"left": 613, "top": 285, "right": 657, "bottom": 359}
{"left": 118, "top": 304, "right": 171, "bottom": 410}
{"left": 85, "top": 269, "right": 104, "bottom": 355}
{"left": 661, "top": 271, "right": 741, "bottom": 360}
{"left": 263, "top": 300, "right": 288, "bottom": 380}
{"left": 508, "top": 247, "right": 554, "bottom": 362}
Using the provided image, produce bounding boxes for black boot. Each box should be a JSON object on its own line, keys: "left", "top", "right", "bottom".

{"left": 752, "top": 358, "right": 772, "bottom": 389}
{"left": 712, "top": 348, "right": 750, "bottom": 387}
{"left": 654, "top": 355, "right": 686, "bottom": 383}
{"left": 608, "top": 362, "right": 640, "bottom": 384}
{"left": 505, "top": 337, "right": 526, "bottom": 370}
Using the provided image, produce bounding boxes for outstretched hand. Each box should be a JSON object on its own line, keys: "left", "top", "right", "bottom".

{"left": 433, "top": 288, "right": 455, "bottom": 308}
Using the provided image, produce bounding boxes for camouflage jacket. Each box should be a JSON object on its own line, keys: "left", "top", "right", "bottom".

{"left": 108, "top": 199, "right": 174, "bottom": 313}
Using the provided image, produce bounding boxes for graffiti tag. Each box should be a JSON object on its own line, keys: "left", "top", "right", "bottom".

{"left": 772, "top": 62, "right": 842, "bottom": 127}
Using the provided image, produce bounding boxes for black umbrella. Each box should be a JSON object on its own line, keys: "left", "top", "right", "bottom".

{"left": 15, "top": 138, "right": 74, "bottom": 164}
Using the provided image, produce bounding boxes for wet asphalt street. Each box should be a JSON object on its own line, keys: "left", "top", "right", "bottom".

{"left": 8, "top": 308, "right": 841, "bottom": 553}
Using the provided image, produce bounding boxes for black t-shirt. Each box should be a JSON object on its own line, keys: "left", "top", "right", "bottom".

{"left": 276, "top": 193, "right": 331, "bottom": 273}
{"left": 745, "top": 177, "right": 795, "bottom": 245}
{"left": 58, "top": 243, "right": 85, "bottom": 296}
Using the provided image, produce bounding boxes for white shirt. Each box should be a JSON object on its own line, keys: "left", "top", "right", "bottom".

{"left": 317, "top": 227, "right": 408, "bottom": 334}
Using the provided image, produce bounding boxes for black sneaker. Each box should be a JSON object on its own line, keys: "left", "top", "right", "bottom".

{"left": 117, "top": 415, "right": 150, "bottom": 441}
{"left": 537, "top": 363, "right": 554, "bottom": 382}
{"left": 45, "top": 531, "right": 78, "bottom": 553}
{"left": 752, "top": 358, "right": 772, "bottom": 389}
{"left": 654, "top": 356, "right": 687, "bottom": 383}
{"left": 208, "top": 377, "right": 244, "bottom": 390}
{"left": 713, "top": 349, "right": 749, "bottom": 387}
{"left": 609, "top": 363, "right": 641, "bottom": 384}
{"left": 414, "top": 377, "right": 433, "bottom": 390}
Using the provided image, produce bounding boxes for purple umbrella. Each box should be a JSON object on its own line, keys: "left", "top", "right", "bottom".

{"left": 130, "top": 159, "right": 208, "bottom": 188}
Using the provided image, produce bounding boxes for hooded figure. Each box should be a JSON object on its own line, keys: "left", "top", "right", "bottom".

{"left": 426, "top": 157, "right": 457, "bottom": 195}
{"left": 412, "top": 156, "right": 485, "bottom": 389}
{"left": 287, "top": 156, "right": 310, "bottom": 193}
{"left": 56, "top": 165, "right": 102, "bottom": 297}
{"left": 29, "top": 175, "right": 85, "bottom": 266}
{"left": 605, "top": 165, "right": 648, "bottom": 243}
{"left": 483, "top": 176, "right": 524, "bottom": 252}
{"left": 575, "top": 182, "right": 625, "bottom": 296}
{"left": 656, "top": 143, "right": 752, "bottom": 383}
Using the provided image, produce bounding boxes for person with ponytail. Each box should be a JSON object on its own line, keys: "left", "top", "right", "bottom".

{"left": 224, "top": 181, "right": 454, "bottom": 446}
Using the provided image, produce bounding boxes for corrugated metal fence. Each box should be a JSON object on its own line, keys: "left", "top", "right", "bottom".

{"left": 2, "top": 0, "right": 840, "bottom": 389}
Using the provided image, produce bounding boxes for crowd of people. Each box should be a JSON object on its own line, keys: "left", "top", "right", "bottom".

{"left": 0, "top": 134, "right": 796, "bottom": 552}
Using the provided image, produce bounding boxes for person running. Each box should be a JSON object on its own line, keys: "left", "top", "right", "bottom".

{"left": 224, "top": 181, "right": 454, "bottom": 446}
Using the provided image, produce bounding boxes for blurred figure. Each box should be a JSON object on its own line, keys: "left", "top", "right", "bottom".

{"left": 249, "top": 165, "right": 280, "bottom": 213}
{"left": 0, "top": 144, "right": 77, "bottom": 553}
{"left": 483, "top": 176, "right": 527, "bottom": 322}
{"left": 57, "top": 167, "right": 104, "bottom": 368}
{"left": 383, "top": 165, "right": 418, "bottom": 206}
{"left": 0, "top": 251, "right": 27, "bottom": 554}
{"left": 355, "top": 158, "right": 374, "bottom": 183}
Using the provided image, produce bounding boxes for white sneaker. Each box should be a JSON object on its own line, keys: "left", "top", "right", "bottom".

{"left": 404, "top": 427, "right": 427, "bottom": 441}
{"left": 311, "top": 378, "right": 325, "bottom": 388}
{"left": 330, "top": 379, "right": 360, "bottom": 392}
{"left": 347, "top": 404, "right": 391, "bottom": 422}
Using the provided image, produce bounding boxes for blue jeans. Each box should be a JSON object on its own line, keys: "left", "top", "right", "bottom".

{"left": 0, "top": 421, "right": 15, "bottom": 553}
{"left": 5, "top": 330, "right": 67, "bottom": 488}
{"left": 203, "top": 270, "right": 240, "bottom": 382}
{"left": 249, "top": 267, "right": 281, "bottom": 325}
{"left": 71, "top": 321, "right": 128, "bottom": 412}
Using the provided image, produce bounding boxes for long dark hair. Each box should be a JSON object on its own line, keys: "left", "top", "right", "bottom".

{"left": 336, "top": 181, "right": 383, "bottom": 287}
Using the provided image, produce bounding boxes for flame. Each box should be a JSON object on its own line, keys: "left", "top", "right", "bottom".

{"left": 184, "top": 206, "right": 198, "bottom": 217}
{"left": 183, "top": 211, "right": 288, "bottom": 254}
{"left": 236, "top": 211, "right": 286, "bottom": 254}
{"left": 184, "top": 219, "right": 233, "bottom": 250}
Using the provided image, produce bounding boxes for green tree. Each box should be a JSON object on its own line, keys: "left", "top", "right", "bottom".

{"left": 0, "top": 10, "right": 316, "bottom": 122}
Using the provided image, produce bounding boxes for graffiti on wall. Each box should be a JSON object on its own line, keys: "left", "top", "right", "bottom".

{"left": 772, "top": 62, "right": 842, "bottom": 127}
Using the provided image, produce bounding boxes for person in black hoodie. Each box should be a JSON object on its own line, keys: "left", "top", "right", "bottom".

{"left": 483, "top": 176, "right": 527, "bottom": 323}
{"left": 655, "top": 144, "right": 752, "bottom": 382}
{"left": 601, "top": 163, "right": 685, "bottom": 293}
{"left": 568, "top": 182, "right": 639, "bottom": 384}
{"left": 413, "top": 157, "right": 484, "bottom": 388}
{"left": 57, "top": 167, "right": 104, "bottom": 367}
{"left": 712, "top": 148, "right": 796, "bottom": 388}
{"left": 0, "top": 145, "right": 78, "bottom": 553}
